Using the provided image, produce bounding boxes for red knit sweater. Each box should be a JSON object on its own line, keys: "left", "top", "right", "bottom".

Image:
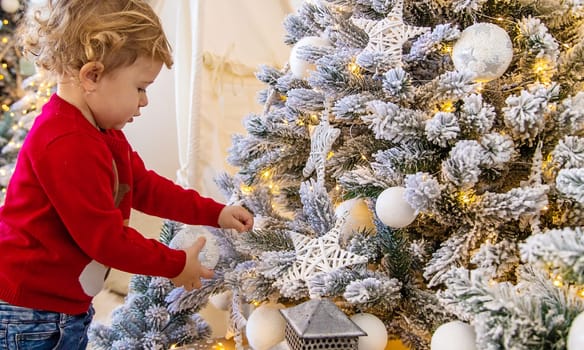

{"left": 0, "top": 94, "right": 225, "bottom": 314}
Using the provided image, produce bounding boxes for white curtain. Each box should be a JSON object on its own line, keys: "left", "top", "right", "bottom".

{"left": 171, "top": 0, "right": 203, "bottom": 189}
{"left": 146, "top": 0, "right": 292, "bottom": 200}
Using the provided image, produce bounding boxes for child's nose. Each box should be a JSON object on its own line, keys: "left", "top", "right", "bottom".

{"left": 139, "top": 93, "right": 148, "bottom": 107}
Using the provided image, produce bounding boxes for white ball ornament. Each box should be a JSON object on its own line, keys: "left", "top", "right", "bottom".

{"left": 431, "top": 321, "right": 477, "bottom": 350}
{"left": 375, "top": 187, "right": 417, "bottom": 228}
{"left": 209, "top": 290, "right": 233, "bottom": 311}
{"left": 335, "top": 198, "right": 375, "bottom": 243}
{"left": 245, "top": 303, "right": 287, "bottom": 350}
{"left": 1, "top": 0, "right": 20, "bottom": 13}
{"left": 289, "top": 36, "right": 331, "bottom": 79}
{"left": 169, "top": 225, "right": 219, "bottom": 269}
{"left": 350, "top": 313, "right": 388, "bottom": 350}
{"left": 452, "top": 22, "right": 513, "bottom": 82}
{"left": 568, "top": 311, "right": 584, "bottom": 350}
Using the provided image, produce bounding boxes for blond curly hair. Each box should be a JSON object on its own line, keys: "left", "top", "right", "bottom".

{"left": 18, "top": 0, "right": 173, "bottom": 78}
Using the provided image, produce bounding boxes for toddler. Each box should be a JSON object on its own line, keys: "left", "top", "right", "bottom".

{"left": 0, "top": 0, "right": 254, "bottom": 349}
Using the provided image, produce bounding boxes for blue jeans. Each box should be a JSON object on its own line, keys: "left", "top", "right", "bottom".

{"left": 0, "top": 300, "right": 94, "bottom": 350}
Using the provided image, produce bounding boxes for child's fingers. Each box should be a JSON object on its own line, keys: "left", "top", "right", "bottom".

{"left": 200, "top": 266, "right": 214, "bottom": 279}
{"left": 189, "top": 236, "right": 207, "bottom": 255}
{"left": 232, "top": 219, "right": 246, "bottom": 232}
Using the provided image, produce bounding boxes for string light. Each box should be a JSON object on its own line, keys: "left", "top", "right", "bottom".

{"left": 440, "top": 44, "right": 452, "bottom": 55}
{"left": 347, "top": 61, "right": 361, "bottom": 75}
{"left": 552, "top": 274, "right": 563, "bottom": 287}
{"left": 457, "top": 190, "right": 477, "bottom": 206}
{"left": 240, "top": 184, "right": 253, "bottom": 195}
{"left": 261, "top": 169, "right": 272, "bottom": 179}
{"left": 440, "top": 100, "right": 455, "bottom": 113}
{"left": 309, "top": 114, "right": 320, "bottom": 124}
{"left": 532, "top": 58, "right": 553, "bottom": 84}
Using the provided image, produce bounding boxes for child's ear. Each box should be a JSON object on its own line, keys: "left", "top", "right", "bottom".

{"left": 79, "top": 62, "right": 105, "bottom": 92}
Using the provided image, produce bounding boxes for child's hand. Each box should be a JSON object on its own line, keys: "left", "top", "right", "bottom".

{"left": 218, "top": 205, "right": 254, "bottom": 232}
{"left": 171, "top": 237, "right": 214, "bottom": 291}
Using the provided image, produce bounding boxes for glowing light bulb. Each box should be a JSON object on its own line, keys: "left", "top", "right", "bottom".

{"left": 348, "top": 61, "right": 361, "bottom": 75}
{"left": 240, "top": 185, "right": 253, "bottom": 195}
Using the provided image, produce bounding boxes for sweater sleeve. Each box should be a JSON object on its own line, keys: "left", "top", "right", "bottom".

{"left": 130, "top": 149, "right": 225, "bottom": 226}
{"left": 33, "top": 132, "right": 185, "bottom": 278}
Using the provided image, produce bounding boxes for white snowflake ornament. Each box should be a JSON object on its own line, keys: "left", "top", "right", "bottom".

{"left": 352, "top": 0, "right": 429, "bottom": 69}
{"left": 278, "top": 218, "right": 368, "bottom": 293}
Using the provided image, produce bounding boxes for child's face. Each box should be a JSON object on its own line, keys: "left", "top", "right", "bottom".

{"left": 86, "top": 56, "right": 163, "bottom": 130}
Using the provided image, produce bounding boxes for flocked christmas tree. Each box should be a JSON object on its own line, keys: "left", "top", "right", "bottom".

{"left": 92, "top": 0, "right": 584, "bottom": 349}
{"left": 0, "top": 0, "right": 50, "bottom": 202}
{"left": 89, "top": 221, "right": 221, "bottom": 349}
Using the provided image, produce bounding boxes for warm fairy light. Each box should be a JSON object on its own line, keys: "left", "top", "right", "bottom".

{"left": 1, "top": 104, "right": 9, "bottom": 112}
{"left": 0, "top": 74, "right": 4, "bottom": 80}
{"left": 1, "top": 37, "right": 7, "bottom": 44}
{"left": 170, "top": 345, "right": 178, "bottom": 349}
{"left": 361, "top": 154, "right": 367, "bottom": 160}
{"left": 2, "top": 20, "right": 8, "bottom": 25}
{"left": 309, "top": 114, "right": 320, "bottom": 124}
{"left": 240, "top": 184, "right": 253, "bottom": 195}
{"left": 269, "top": 183, "right": 281, "bottom": 195}
{"left": 533, "top": 58, "right": 553, "bottom": 84}
{"left": 533, "top": 60, "right": 548, "bottom": 73}
{"left": 213, "top": 342, "right": 226, "bottom": 350}
{"left": 440, "top": 100, "right": 455, "bottom": 112}
{"left": 261, "top": 169, "right": 272, "bottom": 179}
{"left": 348, "top": 61, "right": 361, "bottom": 75}
{"left": 440, "top": 44, "right": 452, "bottom": 54}
{"left": 296, "top": 119, "right": 305, "bottom": 126}
{"left": 1, "top": 63, "right": 6, "bottom": 69}
{"left": 457, "top": 190, "right": 477, "bottom": 206}
{"left": 578, "top": 289, "right": 584, "bottom": 298}
{"left": 552, "top": 275, "right": 563, "bottom": 287}
{"left": 327, "top": 151, "right": 334, "bottom": 159}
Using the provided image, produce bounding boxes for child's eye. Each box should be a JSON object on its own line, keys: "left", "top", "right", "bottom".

{"left": 138, "top": 88, "right": 146, "bottom": 93}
